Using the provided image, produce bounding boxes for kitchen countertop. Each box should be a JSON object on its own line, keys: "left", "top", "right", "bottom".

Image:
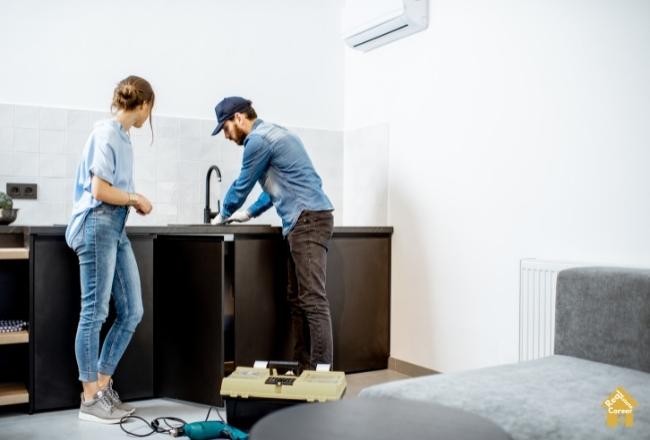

{"left": 0, "top": 224, "right": 393, "bottom": 237}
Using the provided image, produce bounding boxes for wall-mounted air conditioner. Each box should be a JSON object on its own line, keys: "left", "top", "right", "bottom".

{"left": 343, "top": 0, "right": 429, "bottom": 52}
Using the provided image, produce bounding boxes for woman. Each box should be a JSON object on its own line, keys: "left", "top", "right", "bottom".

{"left": 65, "top": 75, "right": 154, "bottom": 423}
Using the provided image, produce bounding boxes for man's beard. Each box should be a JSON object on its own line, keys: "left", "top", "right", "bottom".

{"left": 233, "top": 126, "right": 246, "bottom": 145}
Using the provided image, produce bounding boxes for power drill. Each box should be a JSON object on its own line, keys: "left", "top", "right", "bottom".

{"left": 173, "top": 420, "right": 248, "bottom": 440}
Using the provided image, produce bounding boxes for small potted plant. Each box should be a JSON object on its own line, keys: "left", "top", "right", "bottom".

{"left": 0, "top": 192, "right": 18, "bottom": 225}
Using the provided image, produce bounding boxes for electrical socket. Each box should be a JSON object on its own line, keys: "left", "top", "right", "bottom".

{"left": 6, "top": 183, "right": 38, "bottom": 200}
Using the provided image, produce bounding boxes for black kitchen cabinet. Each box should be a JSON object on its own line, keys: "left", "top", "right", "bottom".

{"left": 234, "top": 233, "right": 391, "bottom": 372}
{"left": 326, "top": 235, "right": 390, "bottom": 372}
{"left": 30, "top": 233, "right": 154, "bottom": 412}
{"left": 154, "top": 235, "right": 225, "bottom": 406}
{"left": 0, "top": 234, "right": 30, "bottom": 410}
{"left": 233, "top": 236, "right": 291, "bottom": 367}
{"left": 2, "top": 224, "right": 391, "bottom": 413}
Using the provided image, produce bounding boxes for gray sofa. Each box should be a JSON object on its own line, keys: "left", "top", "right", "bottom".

{"left": 360, "top": 267, "right": 650, "bottom": 439}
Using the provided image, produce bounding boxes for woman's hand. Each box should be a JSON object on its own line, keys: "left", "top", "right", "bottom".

{"left": 134, "top": 193, "right": 153, "bottom": 215}
{"left": 91, "top": 176, "right": 153, "bottom": 215}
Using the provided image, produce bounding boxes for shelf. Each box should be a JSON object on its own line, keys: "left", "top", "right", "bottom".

{"left": 0, "top": 383, "right": 29, "bottom": 406}
{"left": 0, "top": 248, "right": 29, "bottom": 260}
{"left": 0, "top": 331, "right": 28, "bottom": 345}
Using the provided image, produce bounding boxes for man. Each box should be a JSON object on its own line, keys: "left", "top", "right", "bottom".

{"left": 212, "top": 96, "right": 335, "bottom": 370}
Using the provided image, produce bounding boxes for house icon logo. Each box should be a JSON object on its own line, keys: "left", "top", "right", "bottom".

{"left": 601, "top": 387, "right": 637, "bottom": 428}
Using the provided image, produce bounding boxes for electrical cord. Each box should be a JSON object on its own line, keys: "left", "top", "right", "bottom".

{"left": 120, "top": 415, "right": 186, "bottom": 437}
{"left": 119, "top": 406, "right": 229, "bottom": 438}
{"left": 204, "top": 406, "right": 226, "bottom": 423}
{"left": 204, "top": 407, "right": 236, "bottom": 440}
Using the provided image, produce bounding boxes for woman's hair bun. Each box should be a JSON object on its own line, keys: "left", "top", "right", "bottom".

{"left": 112, "top": 76, "right": 155, "bottom": 112}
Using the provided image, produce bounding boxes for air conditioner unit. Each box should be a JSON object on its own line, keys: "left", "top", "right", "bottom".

{"left": 343, "top": 0, "right": 429, "bottom": 52}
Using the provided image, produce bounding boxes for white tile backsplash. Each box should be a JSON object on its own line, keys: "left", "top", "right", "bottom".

{"left": 0, "top": 128, "right": 13, "bottom": 150}
{"left": 0, "top": 104, "right": 13, "bottom": 128}
{"left": 177, "top": 203, "right": 204, "bottom": 224}
{"left": 39, "top": 154, "right": 68, "bottom": 177}
{"left": 179, "top": 118, "right": 203, "bottom": 139}
{"left": 67, "top": 110, "right": 92, "bottom": 132}
{"left": 178, "top": 161, "right": 204, "bottom": 183}
{"left": 13, "top": 105, "right": 39, "bottom": 129}
{"left": 134, "top": 155, "right": 156, "bottom": 182}
{"left": 14, "top": 128, "right": 39, "bottom": 152}
{"left": 156, "top": 158, "right": 178, "bottom": 181}
{"left": 11, "top": 152, "right": 39, "bottom": 176}
{"left": 0, "top": 102, "right": 359, "bottom": 227}
{"left": 40, "top": 130, "right": 65, "bottom": 154}
{"left": 153, "top": 137, "right": 177, "bottom": 161}
{"left": 0, "top": 153, "right": 11, "bottom": 175}
{"left": 178, "top": 182, "right": 203, "bottom": 206}
{"left": 134, "top": 181, "right": 156, "bottom": 202}
{"left": 39, "top": 108, "right": 66, "bottom": 130}
{"left": 38, "top": 177, "right": 69, "bottom": 202}
{"left": 150, "top": 116, "right": 178, "bottom": 138}
{"left": 155, "top": 181, "right": 179, "bottom": 204}
{"left": 66, "top": 130, "right": 88, "bottom": 156}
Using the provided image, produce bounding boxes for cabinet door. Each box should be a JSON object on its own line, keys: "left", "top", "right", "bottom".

{"left": 30, "top": 234, "right": 154, "bottom": 411}
{"left": 233, "top": 234, "right": 391, "bottom": 373}
{"left": 110, "top": 234, "right": 154, "bottom": 401}
{"left": 326, "top": 236, "right": 390, "bottom": 372}
{"left": 234, "top": 237, "right": 290, "bottom": 367}
{"left": 154, "top": 236, "right": 224, "bottom": 406}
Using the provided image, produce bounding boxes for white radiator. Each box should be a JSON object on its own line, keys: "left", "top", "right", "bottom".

{"left": 518, "top": 259, "right": 584, "bottom": 361}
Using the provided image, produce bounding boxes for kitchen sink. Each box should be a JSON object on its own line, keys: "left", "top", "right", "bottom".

{"left": 167, "top": 224, "right": 272, "bottom": 227}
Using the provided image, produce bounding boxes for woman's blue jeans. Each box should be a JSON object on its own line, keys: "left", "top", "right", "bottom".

{"left": 70, "top": 204, "right": 143, "bottom": 383}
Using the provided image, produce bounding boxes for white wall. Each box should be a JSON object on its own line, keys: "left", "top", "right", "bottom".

{"left": 0, "top": 0, "right": 344, "bottom": 130}
{"left": 344, "top": 0, "right": 650, "bottom": 372}
{"left": 342, "top": 123, "right": 389, "bottom": 225}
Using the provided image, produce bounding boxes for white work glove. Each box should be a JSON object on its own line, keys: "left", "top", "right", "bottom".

{"left": 228, "top": 210, "right": 252, "bottom": 223}
{"left": 211, "top": 214, "right": 224, "bottom": 225}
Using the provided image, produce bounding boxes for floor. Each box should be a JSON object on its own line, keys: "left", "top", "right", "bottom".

{"left": 0, "top": 369, "right": 408, "bottom": 439}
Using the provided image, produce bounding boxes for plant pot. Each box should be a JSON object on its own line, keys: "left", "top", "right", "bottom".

{"left": 0, "top": 209, "right": 18, "bottom": 225}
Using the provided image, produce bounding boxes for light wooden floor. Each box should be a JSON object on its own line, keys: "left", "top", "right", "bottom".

{"left": 344, "top": 368, "right": 409, "bottom": 398}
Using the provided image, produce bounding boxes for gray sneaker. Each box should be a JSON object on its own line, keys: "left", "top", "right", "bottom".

{"left": 105, "top": 379, "right": 136, "bottom": 415}
{"left": 78, "top": 390, "right": 129, "bottom": 424}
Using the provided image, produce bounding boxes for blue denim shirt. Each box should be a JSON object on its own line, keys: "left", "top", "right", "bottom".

{"left": 65, "top": 119, "right": 135, "bottom": 247}
{"left": 221, "top": 119, "right": 333, "bottom": 236}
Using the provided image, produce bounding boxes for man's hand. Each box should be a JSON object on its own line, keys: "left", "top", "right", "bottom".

{"left": 228, "top": 210, "right": 251, "bottom": 223}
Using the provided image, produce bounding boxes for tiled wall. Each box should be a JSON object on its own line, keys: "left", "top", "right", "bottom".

{"left": 0, "top": 103, "right": 344, "bottom": 228}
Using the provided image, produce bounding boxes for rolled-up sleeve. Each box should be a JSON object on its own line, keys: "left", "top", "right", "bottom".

{"left": 88, "top": 134, "right": 116, "bottom": 185}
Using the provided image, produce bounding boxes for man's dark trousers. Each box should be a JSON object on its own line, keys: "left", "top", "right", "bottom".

{"left": 286, "top": 210, "right": 334, "bottom": 370}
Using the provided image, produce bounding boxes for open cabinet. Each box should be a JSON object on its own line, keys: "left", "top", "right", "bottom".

{"left": 0, "top": 233, "right": 29, "bottom": 410}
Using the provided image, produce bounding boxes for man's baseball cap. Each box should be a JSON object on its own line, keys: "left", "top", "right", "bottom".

{"left": 211, "top": 96, "right": 252, "bottom": 136}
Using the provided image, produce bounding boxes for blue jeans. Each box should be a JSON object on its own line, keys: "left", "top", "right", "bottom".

{"left": 70, "top": 204, "right": 143, "bottom": 383}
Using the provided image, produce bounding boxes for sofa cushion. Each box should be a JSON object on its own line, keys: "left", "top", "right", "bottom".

{"left": 359, "top": 355, "right": 650, "bottom": 439}
{"left": 555, "top": 267, "right": 650, "bottom": 373}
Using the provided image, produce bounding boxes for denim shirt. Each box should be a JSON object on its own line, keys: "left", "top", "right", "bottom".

{"left": 65, "top": 119, "right": 135, "bottom": 247}
{"left": 221, "top": 119, "right": 333, "bottom": 236}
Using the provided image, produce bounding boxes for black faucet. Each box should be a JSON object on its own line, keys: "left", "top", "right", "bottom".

{"left": 204, "top": 165, "right": 222, "bottom": 224}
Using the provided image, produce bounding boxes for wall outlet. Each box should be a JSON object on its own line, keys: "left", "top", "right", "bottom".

{"left": 6, "top": 183, "right": 38, "bottom": 200}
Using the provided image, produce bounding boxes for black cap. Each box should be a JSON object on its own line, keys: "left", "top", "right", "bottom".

{"left": 211, "top": 96, "right": 252, "bottom": 136}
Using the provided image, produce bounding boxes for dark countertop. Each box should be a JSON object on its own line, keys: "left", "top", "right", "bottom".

{"left": 0, "top": 224, "right": 393, "bottom": 238}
